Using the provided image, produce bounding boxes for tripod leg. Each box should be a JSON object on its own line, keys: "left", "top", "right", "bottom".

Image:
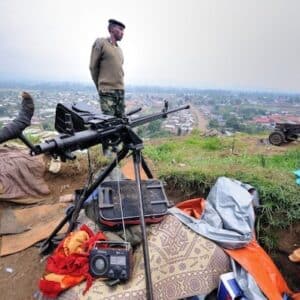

{"left": 39, "top": 206, "right": 74, "bottom": 255}
{"left": 68, "top": 147, "right": 129, "bottom": 232}
{"left": 132, "top": 150, "right": 154, "bottom": 300}
{"left": 141, "top": 154, "right": 153, "bottom": 179}
{"left": 41, "top": 147, "right": 130, "bottom": 255}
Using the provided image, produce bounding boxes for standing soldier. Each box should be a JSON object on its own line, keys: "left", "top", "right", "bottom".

{"left": 89, "top": 19, "right": 126, "bottom": 118}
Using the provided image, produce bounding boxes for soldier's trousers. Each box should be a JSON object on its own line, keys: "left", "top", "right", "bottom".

{"left": 99, "top": 89, "right": 125, "bottom": 118}
{"left": 98, "top": 89, "right": 125, "bottom": 155}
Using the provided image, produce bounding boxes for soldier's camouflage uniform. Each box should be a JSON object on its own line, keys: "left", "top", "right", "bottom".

{"left": 99, "top": 90, "right": 125, "bottom": 118}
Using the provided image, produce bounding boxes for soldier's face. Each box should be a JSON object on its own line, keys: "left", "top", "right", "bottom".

{"left": 111, "top": 25, "right": 124, "bottom": 41}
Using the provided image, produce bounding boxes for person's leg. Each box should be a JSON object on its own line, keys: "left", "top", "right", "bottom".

{"left": 98, "top": 91, "right": 117, "bottom": 156}
{"left": 109, "top": 90, "right": 125, "bottom": 153}
{"left": 99, "top": 90, "right": 117, "bottom": 116}
{"left": 114, "top": 90, "right": 125, "bottom": 118}
{"left": 98, "top": 90, "right": 125, "bottom": 155}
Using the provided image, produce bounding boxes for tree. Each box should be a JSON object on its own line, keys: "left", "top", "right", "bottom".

{"left": 147, "top": 120, "right": 162, "bottom": 135}
{"left": 225, "top": 116, "right": 241, "bottom": 131}
{"left": 137, "top": 125, "right": 147, "bottom": 138}
{"left": 208, "top": 119, "right": 220, "bottom": 129}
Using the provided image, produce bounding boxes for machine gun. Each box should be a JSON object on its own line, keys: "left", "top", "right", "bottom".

{"left": 1, "top": 93, "right": 189, "bottom": 300}
{"left": 30, "top": 100, "right": 188, "bottom": 160}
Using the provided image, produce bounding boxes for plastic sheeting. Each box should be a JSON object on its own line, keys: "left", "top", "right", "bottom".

{"left": 169, "top": 176, "right": 255, "bottom": 249}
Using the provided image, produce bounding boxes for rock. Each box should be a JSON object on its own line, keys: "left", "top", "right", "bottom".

{"left": 48, "top": 158, "right": 61, "bottom": 174}
{"left": 59, "top": 194, "right": 74, "bottom": 203}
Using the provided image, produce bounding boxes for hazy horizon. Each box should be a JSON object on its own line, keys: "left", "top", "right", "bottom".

{"left": 2, "top": 79, "right": 300, "bottom": 95}
{"left": 1, "top": 0, "right": 300, "bottom": 93}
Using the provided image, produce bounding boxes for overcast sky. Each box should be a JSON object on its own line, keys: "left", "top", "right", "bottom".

{"left": 1, "top": 0, "right": 300, "bottom": 92}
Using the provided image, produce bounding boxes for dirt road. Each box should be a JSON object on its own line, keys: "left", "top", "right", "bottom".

{"left": 190, "top": 104, "right": 208, "bottom": 131}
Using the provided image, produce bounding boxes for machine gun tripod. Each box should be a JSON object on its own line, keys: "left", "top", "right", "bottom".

{"left": 44, "top": 129, "right": 157, "bottom": 299}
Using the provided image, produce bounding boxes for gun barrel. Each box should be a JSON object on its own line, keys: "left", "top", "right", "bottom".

{"left": 126, "top": 107, "right": 142, "bottom": 116}
{"left": 130, "top": 104, "right": 190, "bottom": 128}
{"left": 33, "top": 125, "right": 122, "bottom": 155}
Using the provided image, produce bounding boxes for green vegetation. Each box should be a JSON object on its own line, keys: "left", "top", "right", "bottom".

{"left": 136, "top": 119, "right": 172, "bottom": 139}
{"left": 143, "top": 132, "right": 300, "bottom": 250}
{"left": 209, "top": 103, "right": 270, "bottom": 134}
{"left": 24, "top": 133, "right": 41, "bottom": 144}
{"left": 42, "top": 121, "right": 55, "bottom": 131}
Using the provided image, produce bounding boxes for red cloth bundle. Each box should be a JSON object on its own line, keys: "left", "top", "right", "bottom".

{"left": 39, "top": 224, "right": 107, "bottom": 298}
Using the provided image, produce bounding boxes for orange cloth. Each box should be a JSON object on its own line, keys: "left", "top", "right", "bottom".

{"left": 44, "top": 273, "right": 85, "bottom": 288}
{"left": 176, "top": 198, "right": 205, "bottom": 219}
{"left": 176, "top": 198, "right": 300, "bottom": 300}
{"left": 63, "top": 230, "right": 90, "bottom": 255}
{"left": 40, "top": 274, "right": 85, "bottom": 298}
{"left": 225, "top": 240, "right": 300, "bottom": 300}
